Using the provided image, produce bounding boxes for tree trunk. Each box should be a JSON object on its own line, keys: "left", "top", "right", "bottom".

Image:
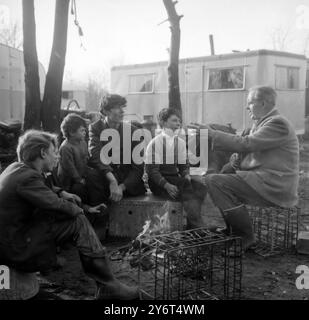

{"left": 163, "top": 0, "right": 183, "bottom": 113}
{"left": 41, "top": 0, "right": 70, "bottom": 132}
{"left": 22, "top": 0, "right": 41, "bottom": 130}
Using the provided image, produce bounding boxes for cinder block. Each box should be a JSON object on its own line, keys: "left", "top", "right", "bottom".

{"left": 108, "top": 193, "right": 184, "bottom": 239}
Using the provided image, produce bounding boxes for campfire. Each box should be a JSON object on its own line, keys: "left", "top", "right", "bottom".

{"left": 121, "top": 217, "right": 243, "bottom": 300}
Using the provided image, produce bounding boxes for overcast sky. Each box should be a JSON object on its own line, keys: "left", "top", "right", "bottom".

{"left": 1, "top": 0, "right": 309, "bottom": 87}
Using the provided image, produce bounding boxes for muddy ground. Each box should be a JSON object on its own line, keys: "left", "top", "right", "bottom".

{"left": 36, "top": 140, "right": 309, "bottom": 300}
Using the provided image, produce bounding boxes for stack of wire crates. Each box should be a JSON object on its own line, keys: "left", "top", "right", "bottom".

{"left": 133, "top": 228, "right": 242, "bottom": 300}
{"left": 247, "top": 205, "right": 300, "bottom": 256}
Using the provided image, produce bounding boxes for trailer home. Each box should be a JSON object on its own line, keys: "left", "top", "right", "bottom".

{"left": 111, "top": 49, "right": 307, "bottom": 133}
{"left": 61, "top": 83, "right": 87, "bottom": 111}
{"left": 0, "top": 44, "right": 46, "bottom": 122}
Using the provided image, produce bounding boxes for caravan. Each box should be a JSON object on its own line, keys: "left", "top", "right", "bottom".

{"left": 111, "top": 49, "right": 307, "bottom": 133}
{"left": 0, "top": 44, "right": 46, "bottom": 123}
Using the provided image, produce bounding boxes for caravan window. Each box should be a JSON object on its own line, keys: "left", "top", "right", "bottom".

{"left": 62, "top": 91, "right": 74, "bottom": 99}
{"left": 129, "top": 74, "right": 155, "bottom": 94}
{"left": 275, "top": 66, "right": 299, "bottom": 89}
{"left": 207, "top": 67, "right": 244, "bottom": 90}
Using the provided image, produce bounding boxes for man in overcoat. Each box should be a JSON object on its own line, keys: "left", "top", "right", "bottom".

{"left": 204, "top": 86, "right": 299, "bottom": 250}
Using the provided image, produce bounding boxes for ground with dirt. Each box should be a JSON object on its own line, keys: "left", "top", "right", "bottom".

{"left": 35, "top": 140, "right": 309, "bottom": 300}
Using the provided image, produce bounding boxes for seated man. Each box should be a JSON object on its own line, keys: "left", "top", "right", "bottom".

{"left": 88, "top": 94, "right": 146, "bottom": 205}
{"left": 0, "top": 130, "right": 139, "bottom": 299}
{"left": 204, "top": 86, "right": 299, "bottom": 250}
{"left": 145, "top": 108, "right": 207, "bottom": 229}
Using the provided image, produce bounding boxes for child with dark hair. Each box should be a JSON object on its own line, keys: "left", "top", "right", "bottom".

{"left": 145, "top": 108, "right": 207, "bottom": 229}
{"left": 58, "top": 113, "right": 89, "bottom": 202}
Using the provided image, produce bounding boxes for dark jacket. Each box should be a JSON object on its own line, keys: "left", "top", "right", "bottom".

{"left": 0, "top": 162, "right": 83, "bottom": 272}
{"left": 145, "top": 131, "right": 190, "bottom": 188}
{"left": 88, "top": 119, "right": 146, "bottom": 195}
{"left": 57, "top": 139, "right": 88, "bottom": 190}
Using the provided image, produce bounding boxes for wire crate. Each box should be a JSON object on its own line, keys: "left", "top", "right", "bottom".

{"left": 247, "top": 206, "right": 300, "bottom": 256}
{"left": 132, "top": 228, "right": 242, "bottom": 300}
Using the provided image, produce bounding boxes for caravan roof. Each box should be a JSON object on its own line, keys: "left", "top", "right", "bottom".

{"left": 112, "top": 49, "right": 307, "bottom": 71}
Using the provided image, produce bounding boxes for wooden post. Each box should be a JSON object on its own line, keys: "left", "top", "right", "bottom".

{"left": 209, "top": 34, "right": 215, "bottom": 55}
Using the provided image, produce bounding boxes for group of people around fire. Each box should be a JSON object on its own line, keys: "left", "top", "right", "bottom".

{"left": 0, "top": 85, "right": 299, "bottom": 299}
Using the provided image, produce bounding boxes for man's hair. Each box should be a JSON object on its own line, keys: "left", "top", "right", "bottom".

{"left": 60, "top": 113, "right": 87, "bottom": 138}
{"left": 17, "top": 130, "right": 58, "bottom": 162}
{"left": 99, "top": 94, "right": 126, "bottom": 115}
{"left": 158, "top": 108, "right": 182, "bottom": 127}
{"left": 249, "top": 85, "right": 277, "bottom": 107}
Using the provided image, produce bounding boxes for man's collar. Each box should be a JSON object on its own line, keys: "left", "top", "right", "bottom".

{"left": 256, "top": 108, "right": 279, "bottom": 126}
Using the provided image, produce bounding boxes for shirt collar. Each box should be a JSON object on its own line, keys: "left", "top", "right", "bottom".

{"left": 162, "top": 128, "right": 179, "bottom": 138}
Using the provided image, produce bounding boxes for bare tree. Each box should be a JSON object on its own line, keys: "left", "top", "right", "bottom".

{"left": 302, "top": 33, "right": 309, "bottom": 56}
{"left": 271, "top": 26, "right": 292, "bottom": 51}
{"left": 22, "top": 0, "right": 41, "bottom": 130}
{"left": 0, "top": 20, "right": 22, "bottom": 49}
{"left": 163, "top": 0, "right": 183, "bottom": 113}
{"left": 41, "top": 0, "right": 70, "bottom": 132}
{"left": 86, "top": 76, "right": 108, "bottom": 112}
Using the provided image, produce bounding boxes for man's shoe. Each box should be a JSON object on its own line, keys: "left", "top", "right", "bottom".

{"left": 223, "top": 206, "right": 255, "bottom": 251}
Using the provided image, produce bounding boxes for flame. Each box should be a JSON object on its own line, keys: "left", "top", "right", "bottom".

{"left": 137, "top": 211, "right": 170, "bottom": 241}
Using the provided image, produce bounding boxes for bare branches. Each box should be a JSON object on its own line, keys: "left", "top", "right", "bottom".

{"left": 163, "top": 0, "right": 183, "bottom": 24}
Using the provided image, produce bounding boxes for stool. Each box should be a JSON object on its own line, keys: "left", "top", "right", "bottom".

{"left": 247, "top": 206, "right": 300, "bottom": 256}
{"left": 108, "top": 193, "right": 184, "bottom": 239}
{"left": 0, "top": 267, "right": 39, "bottom": 300}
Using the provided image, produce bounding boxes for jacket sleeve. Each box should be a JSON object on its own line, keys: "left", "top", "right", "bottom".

{"left": 88, "top": 123, "right": 113, "bottom": 175}
{"left": 16, "top": 173, "right": 83, "bottom": 217}
{"left": 145, "top": 139, "right": 167, "bottom": 188}
{"left": 59, "top": 145, "right": 82, "bottom": 183}
{"left": 212, "top": 118, "right": 289, "bottom": 153}
{"left": 177, "top": 137, "right": 190, "bottom": 177}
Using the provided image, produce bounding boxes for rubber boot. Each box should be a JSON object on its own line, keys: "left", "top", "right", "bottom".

{"left": 222, "top": 205, "right": 255, "bottom": 250}
{"left": 183, "top": 198, "right": 204, "bottom": 230}
{"left": 80, "top": 254, "right": 139, "bottom": 300}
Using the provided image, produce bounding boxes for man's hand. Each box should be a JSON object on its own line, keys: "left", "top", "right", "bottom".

{"left": 188, "top": 123, "right": 215, "bottom": 138}
{"left": 164, "top": 182, "right": 179, "bottom": 199}
{"left": 109, "top": 181, "right": 123, "bottom": 202}
{"left": 230, "top": 153, "right": 241, "bottom": 169}
{"left": 184, "top": 174, "right": 191, "bottom": 183}
{"left": 88, "top": 203, "right": 107, "bottom": 214}
{"left": 60, "top": 190, "right": 82, "bottom": 206}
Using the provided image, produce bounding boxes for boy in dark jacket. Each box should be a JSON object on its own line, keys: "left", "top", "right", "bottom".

{"left": 58, "top": 113, "right": 90, "bottom": 203}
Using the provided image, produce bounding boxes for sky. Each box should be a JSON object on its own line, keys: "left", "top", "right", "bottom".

{"left": 1, "top": 0, "right": 309, "bottom": 88}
